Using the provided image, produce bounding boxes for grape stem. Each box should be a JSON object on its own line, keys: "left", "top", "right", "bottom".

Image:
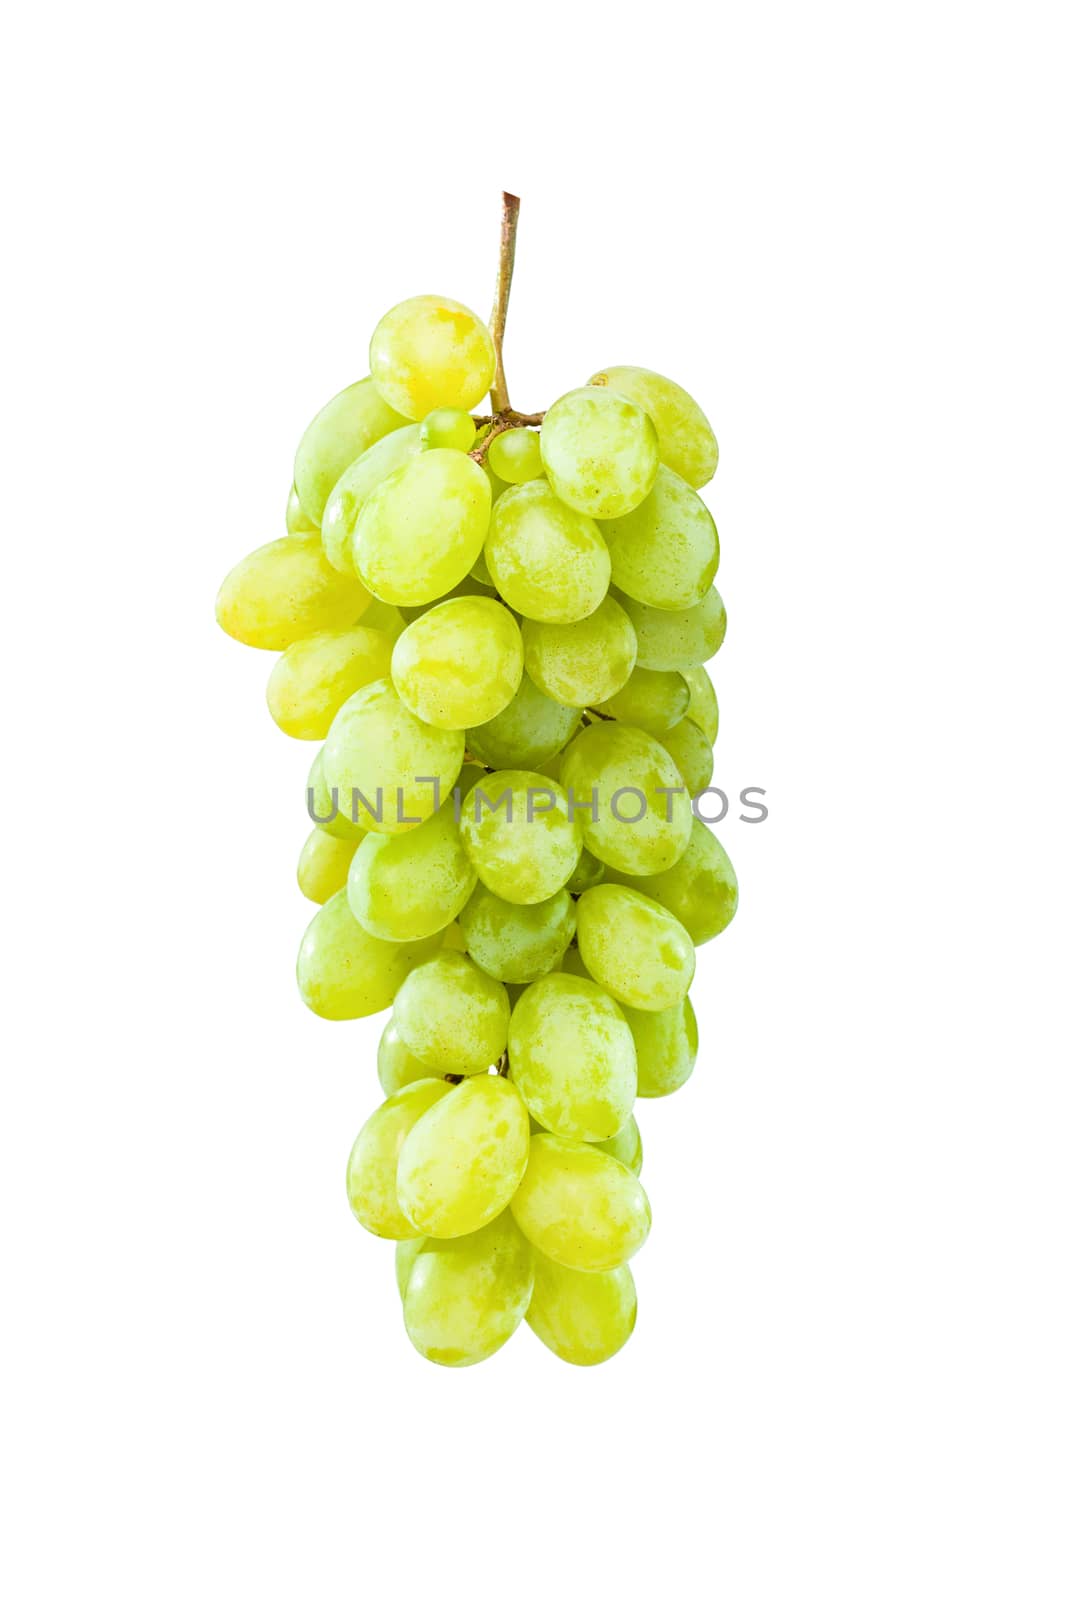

{"left": 469, "top": 193, "right": 546, "bottom": 465}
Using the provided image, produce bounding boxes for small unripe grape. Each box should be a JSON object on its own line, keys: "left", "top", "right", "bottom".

{"left": 420, "top": 407, "right": 477, "bottom": 452}
{"left": 488, "top": 427, "right": 543, "bottom": 484}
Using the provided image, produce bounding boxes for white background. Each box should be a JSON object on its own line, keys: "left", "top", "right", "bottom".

{"left": 3, "top": 3, "right": 1064, "bottom": 1595}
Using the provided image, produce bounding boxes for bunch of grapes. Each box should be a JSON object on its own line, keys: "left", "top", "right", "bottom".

{"left": 217, "top": 195, "right": 738, "bottom": 1367}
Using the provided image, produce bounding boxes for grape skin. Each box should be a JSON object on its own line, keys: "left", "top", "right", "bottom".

{"left": 266, "top": 625, "right": 394, "bottom": 740}
{"left": 369, "top": 296, "right": 496, "bottom": 421}
{"left": 402, "top": 1210, "right": 533, "bottom": 1367}
{"left": 396, "top": 1073, "right": 529, "bottom": 1238}
{"left": 391, "top": 596, "right": 523, "bottom": 730}
{"left": 604, "top": 821, "right": 738, "bottom": 946}
{"left": 508, "top": 973, "right": 638, "bottom": 1142}
{"left": 680, "top": 665, "right": 719, "bottom": 744}
{"left": 460, "top": 771, "right": 581, "bottom": 906}
{"left": 305, "top": 747, "right": 366, "bottom": 840}
{"left": 657, "top": 717, "right": 715, "bottom": 795}
{"left": 599, "top": 465, "right": 719, "bottom": 611}
{"left": 377, "top": 1018, "right": 445, "bottom": 1096}
{"left": 522, "top": 595, "right": 637, "bottom": 708}
{"left": 216, "top": 534, "right": 371, "bottom": 650}
{"left": 320, "top": 424, "right": 423, "bottom": 573}
{"left": 576, "top": 883, "right": 695, "bottom": 1011}
{"left": 465, "top": 673, "right": 582, "bottom": 770}
{"left": 485, "top": 480, "right": 611, "bottom": 624}
{"left": 510, "top": 1132, "right": 651, "bottom": 1272}
{"left": 297, "top": 827, "right": 361, "bottom": 905}
{"left": 588, "top": 365, "right": 718, "bottom": 489}
{"left": 626, "top": 999, "right": 699, "bottom": 1098}
{"left": 355, "top": 449, "right": 492, "bottom": 607}
{"left": 286, "top": 483, "right": 317, "bottom": 535}
{"left": 296, "top": 891, "right": 441, "bottom": 1021}
{"left": 322, "top": 678, "right": 464, "bottom": 835}
{"left": 346, "top": 805, "right": 477, "bottom": 943}
{"left": 488, "top": 427, "right": 543, "bottom": 484}
{"left": 526, "top": 1252, "right": 637, "bottom": 1366}
{"left": 346, "top": 1079, "right": 453, "bottom": 1239}
{"left": 560, "top": 721, "right": 693, "bottom": 876}
{"left": 392, "top": 950, "right": 510, "bottom": 1074}
{"left": 540, "top": 387, "right": 659, "bottom": 519}
{"left": 595, "top": 665, "right": 691, "bottom": 736}
{"left": 458, "top": 883, "right": 576, "bottom": 984}
{"left": 616, "top": 585, "right": 727, "bottom": 671}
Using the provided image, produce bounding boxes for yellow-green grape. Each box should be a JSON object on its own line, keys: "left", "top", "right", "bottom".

{"left": 346, "top": 804, "right": 477, "bottom": 942}
{"left": 266, "top": 625, "right": 394, "bottom": 740}
{"left": 588, "top": 366, "right": 718, "bottom": 488}
{"left": 296, "top": 891, "right": 441, "bottom": 1020}
{"left": 354, "top": 449, "right": 491, "bottom": 606}
{"left": 345, "top": 1078, "right": 453, "bottom": 1239}
{"left": 595, "top": 666, "right": 690, "bottom": 736}
{"left": 395, "top": 1238, "right": 425, "bottom": 1298}
{"left": 485, "top": 480, "right": 610, "bottom": 624}
{"left": 599, "top": 466, "right": 719, "bottom": 611}
{"left": 559, "top": 944, "right": 591, "bottom": 980}
{"left": 294, "top": 377, "right": 407, "bottom": 525}
{"left": 286, "top": 483, "right": 317, "bottom": 534}
{"left": 396, "top": 571, "right": 497, "bottom": 625}
{"left": 420, "top": 407, "right": 477, "bottom": 452}
{"left": 442, "top": 921, "right": 467, "bottom": 952}
{"left": 508, "top": 974, "right": 637, "bottom": 1141}
{"left": 522, "top": 596, "right": 637, "bottom": 708}
{"left": 392, "top": 950, "right": 510, "bottom": 1073}
{"left": 378, "top": 1018, "right": 446, "bottom": 1095}
{"left": 322, "top": 678, "right": 464, "bottom": 834}
{"left": 306, "top": 746, "right": 364, "bottom": 840}
{"left": 465, "top": 673, "right": 582, "bottom": 770}
{"left": 657, "top": 718, "right": 714, "bottom": 795}
{"left": 369, "top": 295, "right": 495, "bottom": 420}
{"left": 596, "top": 1113, "right": 643, "bottom": 1174}
{"left": 626, "top": 998, "right": 698, "bottom": 1097}
{"left": 460, "top": 771, "right": 581, "bottom": 905}
{"left": 680, "top": 665, "right": 719, "bottom": 744}
{"left": 357, "top": 596, "right": 407, "bottom": 642}
{"left": 539, "top": 388, "right": 659, "bottom": 518}
{"left": 470, "top": 548, "right": 494, "bottom": 583}
{"left": 526, "top": 1252, "right": 637, "bottom": 1365}
{"left": 616, "top": 586, "right": 727, "bottom": 671}
{"left": 510, "top": 1133, "right": 651, "bottom": 1272}
{"left": 320, "top": 424, "right": 423, "bottom": 573}
{"left": 216, "top": 534, "right": 371, "bottom": 650}
{"left": 560, "top": 721, "right": 692, "bottom": 875}
{"left": 297, "top": 826, "right": 362, "bottom": 904}
{"left": 566, "top": 849, "right": 605, "bottom": 893}
{"left": 402, "top": 1210, "right": 533, "bottom": 1367}
{"left": 606, "top": 821, "right": 738, "bottom": 945}
{"left": 458, "top": 884, "right": 576, "bottom": 984}
{"left": 576, "top": 883, "right": 695, "bottom": 1011}
{"left": 396, "top": 1073, "right": 529, "bottom": 1237}
{"left": 488, "top": 427, "right": 543, "bottom": 484}
{"left": 392, "top": 597, "right": 523, "bottom": 730}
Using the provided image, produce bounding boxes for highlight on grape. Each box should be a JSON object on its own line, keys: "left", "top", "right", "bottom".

{"left": 217, "top": 192, "right": 741, "bottom": 1367}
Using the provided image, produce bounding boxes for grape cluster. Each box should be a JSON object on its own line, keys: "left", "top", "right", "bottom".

{"left": 217, "top": 226, "right": 738, "bottom": 1367}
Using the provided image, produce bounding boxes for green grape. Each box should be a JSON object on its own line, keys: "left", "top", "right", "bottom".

{"left": 296, "top": 890, "right": 441, "bottom": 1020}
{"left": 596, "top": 1113, "right": 643, "bottom": 1174}
{"left": 322, "top": 678, "right": 464, "bottom": 834}
{"left": 465, "top": 674, "right": 582, "bottom": 770}
{"left": 392, "top": 597, "right": 523, "bottom": 730}
{"left": 441, "top": 921, "right": 467, "bottom": 952}
{"left": 560, "top": 721, "right": 692, "bottom": 874}
{"left": 485, "top": 480, "right": 610, "bottom": 624}
{"left": 470, "top": 548, "right": 494, "bottom": 583}
{"left": 286, "top": 483, "right": 317, "bottom": 534}
{"left": 459, "top": 883, "right": 576, "bottom": 984}
{"left": 576, "top": 883, "right": 695, "bottom": 1010}
{"left": 539, "top": 388, "right": 658, "bottom": 518}
{"left": 345, "top": 1078, "right": 453, "bottom": 1239}
{"left": 297, "top": 826, "right": 362, "bottom": 904}
{"left": 625, "top": 998, "right": 698, "bottom": 1097}
{"left": 320, "top": 424, "right": 423, "bottom": 573}
{"left": 460, "top": 771, "right": 581, "bottom": 905}
{"left": 369, "top": 295, "right": 495, "bottom": 420}
{"left": 522, "top": 596, "right": 637, "bottom": 708}
{"left": 508, "top": 973, "right": 637, "bottom": 1141}
{"left": 306, "top": 746, "right": 365, "bottom": 840}
{"left": 657, "top": 718, "right": 714, "bottom": 795}
{"left": 588, "top": 366, "right": 718, "bottom": 488}
{"left": 680, "top": 666, "right": 719, "bottom": 744}
{"left": 346, "top": 804, "right": 476, "bottom": 942}
{"left": 392, "top": 950, "right": 510, "bottom": 1072}
{"left": 354, "top": 449, "right": 491, "bottom": 606}
{"left": 616, "top": 586, "right": 727, "bottom": 670}
{"left": 396, "top": 1072, "right": 529, "bottom": 1237}
{"left": 606, "top": 821, "right": 738, "bottom": 945}
{"left": 294, "top": 377, "right": 407, "bottom": 525}
{"left": 566, "top": 849, "right": 605, "bottom": 893}
{"left": 510, "top": 1133, "right": 651, "bottom": 1272}
{"left": 599, "top": 466, "right": 719, "bottom": 611}
{"left": 488, "top": 427, "right": 543, "bottom": 484}
{"left": 266, "top": 625, "right": 394, "bottom": 740}
{"left": 526, "top": 1252, "right": 637, "bottom": 1365}
{"left": 420, "top": 407, "right": 477, "bottom": 452}
{"left": 216, "top": 534, "right": 371, "bottom": 650}
{"left": 378, "top": 1018, "right": 446, "bottom": 1095}
{"left": 395, "top": 1237, "right": 425, "bottom": 1298}
{"left": 595, "top": 666, "right": 690, "bottom": 736}
{"left": 559, "top": 944, "right": 591, "bottom": 979}
{"left": 402, "top": 1210, "right": 533, "bottom": 1367}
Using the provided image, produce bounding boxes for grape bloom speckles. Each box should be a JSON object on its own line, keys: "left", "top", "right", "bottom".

{"left": 215, "top": 192, "right": 740, "bottom": 1368}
